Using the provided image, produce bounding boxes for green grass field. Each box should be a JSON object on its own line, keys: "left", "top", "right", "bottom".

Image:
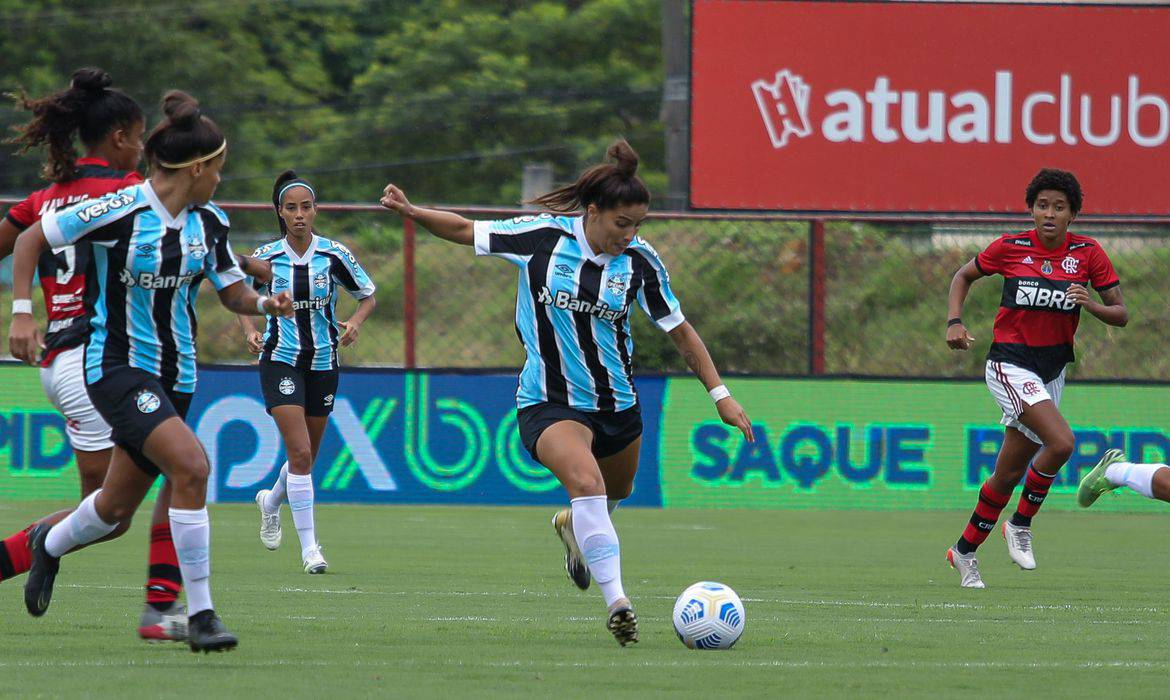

{"left": 0, "top": 502, "right": 1167, "bottom": 698}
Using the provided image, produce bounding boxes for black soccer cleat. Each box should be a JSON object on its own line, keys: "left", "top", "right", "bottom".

{"left": 187, "top": 609, "right": 239, "bottom": 654}
{"left": 607, "top": 606, "right": 639, "bottom": 647}
{"left": 23, "top": 523, "right": 60, "bottom": 618}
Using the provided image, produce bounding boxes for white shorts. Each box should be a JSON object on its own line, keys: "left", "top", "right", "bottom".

{"left": 985, "top": 360, "right": 1065, "bottom": 446}
{"left": 39, "top": 345, "right": 114, "bottom": 453}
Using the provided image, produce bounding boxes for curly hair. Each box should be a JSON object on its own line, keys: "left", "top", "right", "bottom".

{"left": 1025, "top": 168, "right": 1083, "bottom": 215}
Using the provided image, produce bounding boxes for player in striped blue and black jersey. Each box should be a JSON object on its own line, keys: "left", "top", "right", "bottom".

{"left": 8, "top": 90, "right": 293, "bottom": 653}
{"left": 241, "top": 170, "right": 376, "bottom": 575}
{"left": 380, "top": 139, "right": 754, "bottom": 646}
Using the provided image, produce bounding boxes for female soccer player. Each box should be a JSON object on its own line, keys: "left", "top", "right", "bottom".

{"left": 944, "top": 168, "right": 1126, "bottom": 588}
{"left": 239, "top": 170, "right": 376, "bottom": 574}
{"left": 8, "top": 90, "right": 293, "bottom": 652}
{"left": 379, "top": 139, "right": 753, "bottom": 645}
{"left": 0, "top": 67, "right": 190, "bottom": 642}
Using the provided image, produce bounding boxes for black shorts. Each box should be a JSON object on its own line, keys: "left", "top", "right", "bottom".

{"left": 517, "top": 402, "right": 642, "bottom": 462}
{"left": 259, "top": 360, "right": 339, "bottom": 416}
{"left": 86, "top": 367, "right": 192, "bottom": 477}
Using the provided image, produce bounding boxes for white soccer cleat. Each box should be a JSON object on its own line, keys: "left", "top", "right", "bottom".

{"left": 303, "top": 544, "right": 328, "bottom": 574}
{"left": 1003, "top": 521, "right": 1036, "bottom": 570}
{"left": 255, "top": 490, "right": 282, "bottom": 550}
{"left": 946, "top": 547, "right": 986, "bottom": 588}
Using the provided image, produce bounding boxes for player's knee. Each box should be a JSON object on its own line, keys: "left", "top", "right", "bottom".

{"left": 170, "top": 449, "right": 210, "bottom": 495}
{"left": 285, "top": 442, "right": 313, "bottom": 473}
{"left": 1046, "top": 431, "right": 1075, "bottom": 462}
{"left": 565, "top": 469, "right": 606, "bottom": 497}
{"left": 607, "top": 483, "right": 634, "bottom": 500}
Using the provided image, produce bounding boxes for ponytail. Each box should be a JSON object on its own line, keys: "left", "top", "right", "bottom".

{"left": 528, "top": 139, "right": 649, "bottom": 212}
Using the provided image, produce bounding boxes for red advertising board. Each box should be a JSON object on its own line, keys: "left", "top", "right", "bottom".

{"left": 690, "top": 1, "right": 1170, "bottom": 214}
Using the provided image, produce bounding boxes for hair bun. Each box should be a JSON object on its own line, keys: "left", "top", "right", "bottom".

{"left": 71, "top": 67, "right": 113, "bottom": 95}
{"left": 606, "top": 139, "right": 639, "bottom": 179}
{"left": 160, "top": 89, "right": 202, "bottom": 129}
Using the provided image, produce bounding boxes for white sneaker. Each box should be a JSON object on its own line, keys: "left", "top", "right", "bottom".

{"left": 255, "top": 490, "right": 282, "bottom": 550}
{"left": 303, "top": 544, "right": 328, "bottom": 574}
{"left": 1003, "top": 521, "right": 1036, "bottom": 570}
{"left": 946, "top": 547, "right": 986, "bottom": 588}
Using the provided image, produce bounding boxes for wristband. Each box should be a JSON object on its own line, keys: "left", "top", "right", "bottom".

{"left": 947, "top": 317, "right": 963, "bottom": 327}
{"left": 256, "top": 295, "right": 270, "bottom": 314}
{"left": 11, "top": 299, "right": 33, "bottom": 315}
{"left": 708, "top": 385, "right": 731, "bottom": 403}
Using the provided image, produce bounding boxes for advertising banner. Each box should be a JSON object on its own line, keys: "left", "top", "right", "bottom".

{"left": 690, "top": 1, "right": 1170, "bottom": 213}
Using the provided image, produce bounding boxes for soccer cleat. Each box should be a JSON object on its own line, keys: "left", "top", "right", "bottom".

{"left": 607, "top": 605, "right": 639, "bottom": 646}
{"left": 946, "top": 547, "right": 986, "bottom": 589}
{"left": 187, "top": 609, "right": 238, "bottom": 653}
{"left": 23, "top": 523, "right": 60, "bottom": 617}
{"left": 1002, "top": 521, "right": 1036, "bottom": 570}
{"left": 551, "top": 509, "right": 590, "bottom": 590}
{"left": 302, "top": 544, "right": 328, "bottom": 574}
{"left": 255, "top": 490, "right": 282, "bottom": 550}
{"left": 1078, "top": 448, "right": 1126, "bottom": 508}
{"left": 138, "top": 601, "right": 188, "bottom": 642}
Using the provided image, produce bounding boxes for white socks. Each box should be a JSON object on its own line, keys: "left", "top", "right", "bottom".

{"left": 1106, "top": 462, "right": 1166, "bottom": 499}
{"left": 263, "top": 462, "right": 289, "bottom": 512}
{"left": 571, "top": 495, "right": 626, "bottom": 607}
{"left": 286, "top": 473, "right": 317, "bottom": 557}
{"left": 45, "top": 490, "right": 118, "bottom": 558}
{"left": 169, "top": 507, "right": 213, "bottom": 615}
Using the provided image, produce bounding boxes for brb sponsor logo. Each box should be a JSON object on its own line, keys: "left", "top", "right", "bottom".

{"left": 753, "top": 69, "right": 1169, "bottom": 149}
{"left": 1014, "top": 280, "right": 1077, "bottom": 311}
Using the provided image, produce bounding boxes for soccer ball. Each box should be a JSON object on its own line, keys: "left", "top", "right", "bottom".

{"left": 672, "top": 581, "right": 745, "bottom": 649}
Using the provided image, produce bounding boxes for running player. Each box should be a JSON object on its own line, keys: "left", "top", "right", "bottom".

{"left": 0, "top": 67, "right": 190, "bottom": 642}
{"left": 240, "top": 170, "right": 376, "bottom": 573}
{"left": 379, "top": 139, "right": 753, "bottom": 645}
{"left": 7, "top": 90, "right": 293, "bottom": 652}
{"left": 944, "top": 168, "right": 1127, "bottom": 588}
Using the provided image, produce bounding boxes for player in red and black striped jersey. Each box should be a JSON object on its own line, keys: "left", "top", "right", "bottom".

{"left": 0, "top": 68, "right": 188, "bottom": 641}
{"left": 942, "top": 169, "right": 1128, "bottom": 588}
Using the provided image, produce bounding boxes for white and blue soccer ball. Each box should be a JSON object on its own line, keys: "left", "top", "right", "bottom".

{"left": 672, "top": 581, "right": 745, "bottom": 649}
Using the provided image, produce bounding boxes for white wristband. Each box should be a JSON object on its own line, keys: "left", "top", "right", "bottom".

{"left": 11, "top": 299, "right": 33, "bottom": 315}
{"left": 256, "top": 295, "right": 270, "bottom": 314}
{"left": 708, "top": 384, "right": 731, "bottom": 403}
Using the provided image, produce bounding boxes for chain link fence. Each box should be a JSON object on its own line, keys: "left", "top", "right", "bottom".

{"left": 2, "top": 199, "right": 1168, "bottom": 380}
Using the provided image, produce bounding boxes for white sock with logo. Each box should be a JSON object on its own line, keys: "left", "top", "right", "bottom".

{"left": 45, "top": 490, "right": 118, "bottom": 558}
{"left": 570, "top": 495, "right": 626, "bottom": 607}
{"left": 1105, "top": 462, "right": 1166, "bottom": 499}
{"left": 286, "top": 473, "right": 317, "bottom": 557}
{"left": 263, "top": 462, "right": 289, "bottom": 512}
{"left": 169, "top": 507, "right": 213, "bottom": 615}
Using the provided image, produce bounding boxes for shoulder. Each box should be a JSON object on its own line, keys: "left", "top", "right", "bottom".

{"left": 62, "top": 185, "right": 146, "bottom": 220}
{"left": 194, "top": 200, "right": 230, "bottom": 229}
{"left": 252, "top": 239, "right": 283, "bottom": 258}
{"left": 996, "top": 231, "right": 1035, "bottom": 248}
{"left": 1066, "top": 232, "right": 1103, "bottom": 251}
{"left": 319, "top": 236, "right": 360, "bottom": 264}
{"left": 481, "top": 213, "right": 576, "bottom": 236}
{"left": 626, "top": 236, "right": 667, "bottom": 265}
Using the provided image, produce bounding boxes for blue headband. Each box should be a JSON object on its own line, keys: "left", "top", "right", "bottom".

{"left": 277, "top": 181, "right": 315, "bottom": 204}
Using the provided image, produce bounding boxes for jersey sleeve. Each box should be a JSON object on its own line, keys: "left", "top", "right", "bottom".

{"left": 1089, "top": 243, "right": 1120, "bottom": 292}
{"left": 472, "top": 215, "right": 570, "bottom": 266}
{"left": 326, "top": 241, "right": 376, "bottom": 299}
{"left": 41, "top": 189, "right": 140, "bottom": 248}
{"left": 974, "top": 236, "right": 1006, "bottom": 276}
{"left": 4, "top": 194, "right": 36, "bottom": 230}
{"left": 630, "top": 239, "right": 685, "bottom": 332}
{"left": 200, "top": 208, "right": 246, "bottom": 291}
{"left": 120, "top": 171, "right": 145, "bottom": 188}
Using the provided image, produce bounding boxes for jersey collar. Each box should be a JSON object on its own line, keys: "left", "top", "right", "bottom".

{"left": 573, "top": 216, "right": 612, "bottom": 265}
{"left": 75, "top": 157, "right": 111, "bottom": 167}
{"left": 283, "top": 234, "right": 318, "bottom": 264}
{"left": 1029, "top": 227, "right": 1070, "bottom": 254}
{"left": 141, "top": 179, "right": 190, "bottom": 231}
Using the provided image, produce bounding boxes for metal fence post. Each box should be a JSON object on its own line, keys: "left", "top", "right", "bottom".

{"left": 809, "top": 219, "right": 826, "bottom": 376}
{"left": 404, "top": 218, "right": 417, "bottom": 369}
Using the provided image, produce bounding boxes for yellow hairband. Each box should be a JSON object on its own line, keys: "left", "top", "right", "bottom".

{"left": 157, "top": 139, "right": 227, "bottom": 170}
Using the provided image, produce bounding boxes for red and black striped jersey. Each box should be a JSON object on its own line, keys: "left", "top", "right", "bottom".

{"left": 975, "top": 228, "right": 1120, "bottom": 382}
{"left": 4, "top": 158, "right": 142, "bottom": 366}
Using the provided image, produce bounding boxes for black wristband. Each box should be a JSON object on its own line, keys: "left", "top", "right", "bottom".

{"left": 947, "top": 317, "right": 963, "bottom": 327}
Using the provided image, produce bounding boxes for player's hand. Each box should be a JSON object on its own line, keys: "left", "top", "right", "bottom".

{"left": 246, "top": 331, "right": 264, "bottom": 355}
{"left": 946, "top": 323, "right": 975, "bottom": 350}
{"left": 1067, "top": 283, "right": 1092, "bottom": 307}
{"left": 338, "top": 319, "right": 361, "bottom": 347}
{"left": 379, "top": 183, "right": 414, "bottom": 217}
{"left": 717, "top": 397, "right": 754, "bottom": 442}
{"left": 265, "top": 291, "right": 294, "bottom": 318}
{"left": 8, "top": 314, "right": 44, "bottom": 365}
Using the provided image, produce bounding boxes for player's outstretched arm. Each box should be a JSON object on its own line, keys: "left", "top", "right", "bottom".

{"left": 379, "top": 183, "right": 473, "bottom": 246}
{"left": 235, "top": 253, "right": 273, "bottom": 284}
{"left": 945, "top": 259, "right": 983, "bottom": 351}
{"left": 667, "top": 321, "right": 754, "bottom": 442}
{"left": 6, "top": 221, "right": 49, "bottom": 364}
